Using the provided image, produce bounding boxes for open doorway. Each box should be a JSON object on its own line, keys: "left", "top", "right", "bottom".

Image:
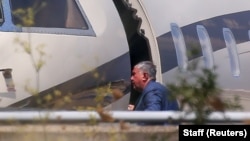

{"left": 113, "top": 0, "right": 152, "bottom": 105}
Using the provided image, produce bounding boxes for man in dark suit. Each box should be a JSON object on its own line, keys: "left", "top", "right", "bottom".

{"left": 130, "top": 61, "right": 179, "bottom": 125}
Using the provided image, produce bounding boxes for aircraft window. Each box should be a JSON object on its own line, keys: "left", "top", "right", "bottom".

{"left": 223, "top": 28, "right": 240, "bottom": 77}
{"left": 170, "top": 23, "right": 188, "bottom": 72}
{"left": 11, "top": 0, "right": 87, "bottom": 29}
{"left": 196, "top": 25, "right": 215, "bottom": 70}
{"left": 6, "top": 0, "right": 95, "bottom": 36}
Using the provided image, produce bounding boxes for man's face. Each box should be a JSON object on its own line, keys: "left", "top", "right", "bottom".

{"left": 131, "top": 67, "right": 145, "bottom": 92}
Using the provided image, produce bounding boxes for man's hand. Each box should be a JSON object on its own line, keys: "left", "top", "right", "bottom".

{"left": 128, "top": 104, "right": 135, "bottom": 111}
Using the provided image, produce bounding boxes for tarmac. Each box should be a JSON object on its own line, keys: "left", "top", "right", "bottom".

{"left": 0, "top": 123, "right": 179, "bottom": 141}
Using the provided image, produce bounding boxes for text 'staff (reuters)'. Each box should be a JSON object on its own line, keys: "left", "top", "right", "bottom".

{"left": 179, "top": 125, "right": 249, "bottom": 140}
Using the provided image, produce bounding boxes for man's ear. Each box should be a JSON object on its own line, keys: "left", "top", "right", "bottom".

{"left": 142, "top": 72, "right": 149, "bottom": 81}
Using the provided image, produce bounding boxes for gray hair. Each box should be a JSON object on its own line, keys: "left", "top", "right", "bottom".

{"left": 135, "top": 61, "right": 156, "bottom": 80}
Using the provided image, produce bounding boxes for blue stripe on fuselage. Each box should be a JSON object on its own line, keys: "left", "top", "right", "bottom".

{"left": 158, "top": 11, "right": 250, "bottom": 73}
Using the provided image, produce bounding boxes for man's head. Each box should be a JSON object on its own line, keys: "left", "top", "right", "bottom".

{"left": 131, "top": 61, "right": 156, "bottom": 92}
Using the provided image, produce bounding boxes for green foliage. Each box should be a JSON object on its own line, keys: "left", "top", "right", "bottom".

{"left": 2, "top": 2, "right": 176, "bottom": 141}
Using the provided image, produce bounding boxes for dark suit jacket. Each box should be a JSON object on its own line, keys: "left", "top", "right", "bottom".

{"left": 134, "top": 80, "right": 179, "bottom": 111}
{"left": 134, "top": 80, "right": 179, "bottom": 125}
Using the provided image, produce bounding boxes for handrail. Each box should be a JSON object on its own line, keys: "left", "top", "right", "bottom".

{"left": 0, "top": 110, "right": 249, "bottom": 123}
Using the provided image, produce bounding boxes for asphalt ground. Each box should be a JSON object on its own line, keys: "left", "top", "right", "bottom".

{"left": 0, "top": 123, "right": 179, "bottom": 141}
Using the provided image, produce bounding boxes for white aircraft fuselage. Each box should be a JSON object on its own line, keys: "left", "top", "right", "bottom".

{"left": 0, "top": 0, "right": 249, "bottom": 109}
